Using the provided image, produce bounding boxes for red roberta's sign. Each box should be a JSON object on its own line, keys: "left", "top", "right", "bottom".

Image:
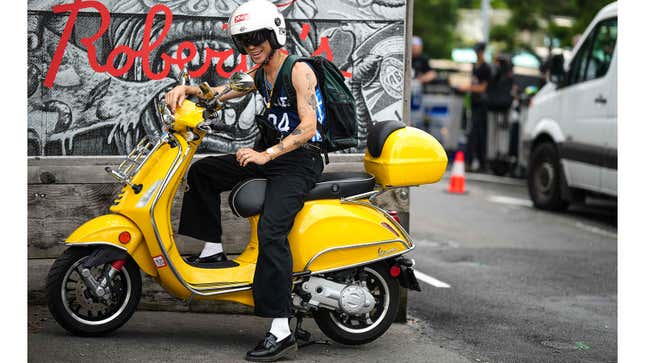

{"left": 43, "top": 0, "right": 347, "bottom": 89}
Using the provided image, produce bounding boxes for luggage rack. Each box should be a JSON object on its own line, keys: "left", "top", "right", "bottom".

{"left": 105, "top": 136, "right": 158, "bottom": 194}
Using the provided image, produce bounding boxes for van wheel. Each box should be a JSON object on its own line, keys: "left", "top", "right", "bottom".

{"left": 528, "top": 142, "right": 569, "bottom": 211}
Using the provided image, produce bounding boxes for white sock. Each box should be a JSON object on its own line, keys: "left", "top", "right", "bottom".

{"left": 199, "top": 242, "right": 223, "bottom": 258}
{"left": 269, "top": 318, "right": 291, "bottom": 342}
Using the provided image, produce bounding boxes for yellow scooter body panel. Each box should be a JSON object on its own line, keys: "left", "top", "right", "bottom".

{"left": 65, "top": 214, "right": 157, "bottom": 277}
{"left": 173, "top": 99, "right": 205, "bottom": 131}
{"left": 364, "top": 127, "right": 448, "bottom": 187}
{"left": 233, "top": 201, "right": 411, "bottom": 274}
{"left": 288, "top": 200, "right": 412, "bottom": 272}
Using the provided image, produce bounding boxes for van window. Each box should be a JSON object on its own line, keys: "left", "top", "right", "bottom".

{"left": 569, "top": 35, "right": 593, "bottom": 85}
{"left": 583, "top": 18, "right": 617, "bottom": 81}
{"left": 568, "top": 17, "right": 617, "bottom": 86}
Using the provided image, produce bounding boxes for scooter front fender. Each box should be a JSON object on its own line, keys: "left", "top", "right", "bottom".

{"left": 65, "top": 214, "right": 157, "bottom": 277}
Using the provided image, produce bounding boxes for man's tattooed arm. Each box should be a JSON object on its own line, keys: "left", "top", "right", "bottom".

{"left": 261, "top": 62, "right": 319, "bottom": 160}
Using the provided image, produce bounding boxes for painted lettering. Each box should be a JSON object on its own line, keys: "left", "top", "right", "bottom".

{"left": 43, "top": 0, "right": 350, "bottom": 88}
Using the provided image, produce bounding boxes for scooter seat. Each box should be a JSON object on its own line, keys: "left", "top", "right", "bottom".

{"left": 228, "top": 172, "right": 376, "bottom": 218}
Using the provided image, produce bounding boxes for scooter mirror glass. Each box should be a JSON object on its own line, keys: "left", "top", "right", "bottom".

{"left": 229, "top": 72, "right": 255, "bottom": 93}
{"left": 177, "top": 67, "right": 191, "bottom": 86}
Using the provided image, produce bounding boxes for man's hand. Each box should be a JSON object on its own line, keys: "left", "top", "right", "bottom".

{"left": 236, "top": 148, "right": 271, "bottom": 167}
{"left": 165, "top": 85, "right": 199, "bottom": 113}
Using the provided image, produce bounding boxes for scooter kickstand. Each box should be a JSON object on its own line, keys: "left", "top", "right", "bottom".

{"left": 294, "top": 312, "right": 329, "bottom": 348}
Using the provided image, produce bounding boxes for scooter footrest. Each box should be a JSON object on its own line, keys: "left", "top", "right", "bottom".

{"left": 184, "top": 259, "right": 239, "bottom": 269}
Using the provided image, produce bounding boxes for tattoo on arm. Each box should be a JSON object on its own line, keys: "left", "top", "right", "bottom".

{"left": 305, "top": 73, "right": 315, "bottom": 91}
{"left": 307, "top": 93, "right": 317, "bottom": 112}
{"left": 277, "top": 141, "right": 285, "bottom": 152}
{"left": 304, "top": 73, "right": 318, "bottom": 112}
{"left": 291, "top": 127, "right": 307, "bottom": 148}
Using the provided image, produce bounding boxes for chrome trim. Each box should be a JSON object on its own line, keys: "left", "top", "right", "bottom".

{"left": 303, "top": 239, "right": 409, "bottom": 271}
{"left": 341, "top": 198, "right": 415, "bottom": 248}
{"left": 189, "top": 281, "right": 249, "bottom": 287}
{"left": 305, "top": 247, "right": 415, "bottom": 276}
{"left": 341, "top": 190, "right": 381, "bottom": 202}
{"left": 64, "top": 242, "right": 128, "bottom": 251}
{"left": 113, "top": 136, "right": 162, "bottom": 183}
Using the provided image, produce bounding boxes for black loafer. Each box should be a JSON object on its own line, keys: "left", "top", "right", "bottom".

{"left": 245, "top": 333, "right": 297, "bottom": 362}
{"left": 184, "top": 252, "right": 228, "bottom": 264}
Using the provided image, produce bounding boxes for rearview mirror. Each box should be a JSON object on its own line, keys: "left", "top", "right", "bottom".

{"left": 177, "top": 67, "right": 191, "bottom": 86}
{"left": 228, "top": 72, "right": 255, "bottom": 93}
{"left": 548, "top": 54, "right": 565, "bottom": 86}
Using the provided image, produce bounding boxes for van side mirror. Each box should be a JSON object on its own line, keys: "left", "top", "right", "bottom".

{"left": 548, "top": 54, "right": 565, "bottom": 86}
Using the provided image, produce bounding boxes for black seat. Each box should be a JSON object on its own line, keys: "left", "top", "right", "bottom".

{"left": 228, "top": 172, "right": 376, "bottom": 218}
{"left": 305, "top": 172, "right": 375, "bottom": 201}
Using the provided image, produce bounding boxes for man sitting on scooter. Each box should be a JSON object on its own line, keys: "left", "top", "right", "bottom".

{"left": 164, "top": 0, "right": 325, "bottom": 361}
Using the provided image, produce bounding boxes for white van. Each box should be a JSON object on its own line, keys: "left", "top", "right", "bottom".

{"left": 521, "top": 2, "right": 617, "bottom": 210}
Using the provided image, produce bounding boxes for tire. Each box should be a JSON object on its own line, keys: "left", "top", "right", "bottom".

{"left": 527, "top": 142, "right": 569, "bottom": 211}
{"left": 46, "top": 247, "right": 142, "bottom": 336}
{"left": 312, "top": 263, "right": 400, "bottom": 345}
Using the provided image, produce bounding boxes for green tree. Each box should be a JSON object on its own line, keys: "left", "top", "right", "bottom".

{"left": 413, "top": 0, "right": 460, "bottom": 59}
{"left": 498, "top": 0, "right": 614, "bottom": 51}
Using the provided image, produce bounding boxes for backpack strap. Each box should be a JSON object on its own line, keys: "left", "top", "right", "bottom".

{"left": 274, "top": 55, "right": 298, "bottom": 107}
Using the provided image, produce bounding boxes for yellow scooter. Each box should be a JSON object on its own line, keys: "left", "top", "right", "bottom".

{"left": 46, "top": 72, "right": 448, "bottom": 345}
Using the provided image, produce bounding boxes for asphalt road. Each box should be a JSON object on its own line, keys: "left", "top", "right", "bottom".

{"left": 27, "top": 174, "right": 617, "bottom": 362}
{"left": 407, "top": 176, "right": 617, "bottom": 363}
{"left": 28, "top": 304, "right": 473, "bottom": 362}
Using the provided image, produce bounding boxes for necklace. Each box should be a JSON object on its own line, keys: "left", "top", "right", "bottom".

{"left": 264, "top": 52, "right": 286, "bottom": 110}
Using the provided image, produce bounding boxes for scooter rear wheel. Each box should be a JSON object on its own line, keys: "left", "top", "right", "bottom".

{"left": 312, "top": 262, "right": 400, "bottom": 345}
{"left": 46, "top": 247, "right": 142, "bottom": 336}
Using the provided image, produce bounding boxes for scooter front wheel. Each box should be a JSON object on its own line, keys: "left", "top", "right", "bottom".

{"left": 46, "top": 247, "right": 142, "bottom": 336}
{"left": 312, "top": 262, "right": 400, "bottom": 345}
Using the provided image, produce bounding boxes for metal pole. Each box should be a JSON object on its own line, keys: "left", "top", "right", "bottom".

{"left": 402, "top": 0, "right": 414, "bottom": 126}
{"left": 481, "top": 0, "right": 490, "bottom": 43}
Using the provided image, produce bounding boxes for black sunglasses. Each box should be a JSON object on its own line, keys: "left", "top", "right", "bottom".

{"left": 235, "top": 30, "right": 270, "bottom": 47}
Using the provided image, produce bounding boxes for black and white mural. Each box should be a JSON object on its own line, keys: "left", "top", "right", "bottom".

{"left": 28, "top": 0, "right": 406, "bottom": 156}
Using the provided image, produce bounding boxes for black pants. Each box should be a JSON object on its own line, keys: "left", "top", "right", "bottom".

{"left": 467, "top": 103, "right": 488, "bottom": 169}
{"left": 178, "top": 149, "right": 324, "bottom": 318}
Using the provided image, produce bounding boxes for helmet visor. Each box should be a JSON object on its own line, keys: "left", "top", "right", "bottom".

{"left": 234, "top": 29, "right": 270, "bottom": 47}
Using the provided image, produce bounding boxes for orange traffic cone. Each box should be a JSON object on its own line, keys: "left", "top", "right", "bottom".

{"left": 447, "top": 151, "right": 467, "bottom": 194}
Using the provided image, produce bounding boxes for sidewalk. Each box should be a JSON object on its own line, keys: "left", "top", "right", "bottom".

{"left": 28, "top": 305, "right": 471, "bottom": 363}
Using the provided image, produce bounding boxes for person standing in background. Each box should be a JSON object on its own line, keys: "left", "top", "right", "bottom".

{"left": 410, "top": 36, "right": 436, "bottom": 131}
{"left": 459, "top": 41, "right": 491, "bottom": 172}
{"left": 411, "top": 36, "right": 437, "bottom": 84}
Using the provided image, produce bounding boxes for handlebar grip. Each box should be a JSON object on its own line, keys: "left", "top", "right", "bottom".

{"left": 199, "top": 82, "right": 214, "bottom": 100}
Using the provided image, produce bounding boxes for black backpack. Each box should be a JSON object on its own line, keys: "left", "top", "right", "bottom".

{"left": 254, "top": 55, "right": 358, "bottom": 163}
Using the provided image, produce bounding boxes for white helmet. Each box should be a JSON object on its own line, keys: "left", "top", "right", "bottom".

{"left": 228, "top": 0, "right": 287, "bottom": 55}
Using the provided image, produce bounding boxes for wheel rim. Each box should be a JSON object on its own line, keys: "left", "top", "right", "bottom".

{"left": 61, "top": 256, "right": 132, "bottom": 326}
{"left": 329, "top": 267, "right": 390, "bottom": 334}
{"left": 535, "top": 160, "right": 555, "bottom": 196}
